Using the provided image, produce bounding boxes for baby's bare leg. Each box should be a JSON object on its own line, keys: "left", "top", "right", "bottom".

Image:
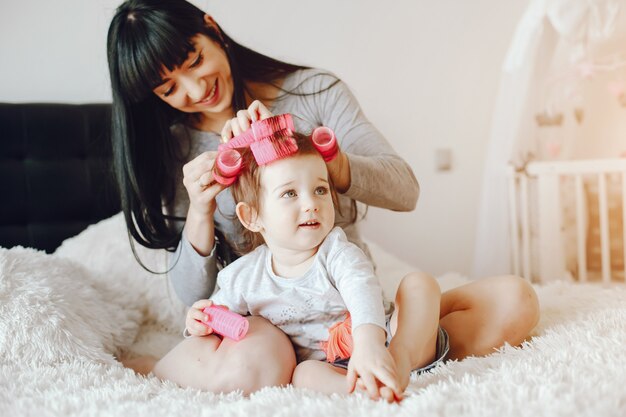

{"left": 291, "top": 360, "right": 348, "bottom": 394}
{"left": 388, "top": 272, "right": 441, "bottom": 390}
{"left": 152, "top": 316, "right": 295, "bottom": 395}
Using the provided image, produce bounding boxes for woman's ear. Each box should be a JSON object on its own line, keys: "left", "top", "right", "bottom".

{"left": 203, "top": 14, "right": 225, "bottom": 44}
{"left": 203, "top": 14, "right": 217, "bottom": 28}
{"left": 236, "top": 202, "right": 262, "bottom": 232}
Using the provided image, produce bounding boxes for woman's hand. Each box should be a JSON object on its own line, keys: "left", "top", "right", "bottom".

{"left": 220, "top": 100, "right": 273, "bottom": 142}
{"left": 182, "top": 151, "right": 225, "bottom": 255}
{"left": 325, "top": 150, "right": 351, "bottom": 193}
{"left": 347, "top": 325, "right": 402, "bottom": 402}
{"left": 182, "top": 151, "right": 224, "bottom": 218}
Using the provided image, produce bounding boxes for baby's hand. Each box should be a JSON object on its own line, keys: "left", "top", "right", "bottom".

{"left": 220, "top": 100, "right": 273, "bottom": 142}
{"left": 185, "top": 299, "right": 223, "bottom": 336}
{"left": 347, "top": 326, "right": 403, "bottom": 402}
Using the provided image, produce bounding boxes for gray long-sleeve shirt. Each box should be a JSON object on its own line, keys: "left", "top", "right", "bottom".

{"left": 167, "top": 69, "right": 419, "bottom": 306}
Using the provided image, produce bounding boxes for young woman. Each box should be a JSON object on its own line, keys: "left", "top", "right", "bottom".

{"left": 107, "top": 0, "right": 539, "bottom": 394}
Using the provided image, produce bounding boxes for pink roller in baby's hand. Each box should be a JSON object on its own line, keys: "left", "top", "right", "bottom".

{"left": 311, "top": 127, "right": 339, "bottom": 162}
{"left": 202, "top": 305, "right": 249, "bottom": 341}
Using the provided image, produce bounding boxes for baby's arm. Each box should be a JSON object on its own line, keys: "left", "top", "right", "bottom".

{"left": 184, "top": 266, "right": 248, "bottom": 337}
{"left": 330, "top": 239, "right": 402, "bottom": 400}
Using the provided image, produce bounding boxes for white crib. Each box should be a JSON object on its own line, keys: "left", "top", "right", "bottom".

{"left": 507, "top": 158, "right": 626, "bottom": 283}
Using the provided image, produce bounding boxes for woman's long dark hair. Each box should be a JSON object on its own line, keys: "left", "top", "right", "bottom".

{"left": 107, "top": 0, "right": 319, "bottom": 253}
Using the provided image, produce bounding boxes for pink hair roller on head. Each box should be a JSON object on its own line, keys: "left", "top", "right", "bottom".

{"left": 311, "top": 126, "right": 339, "bottom": 162}
{"left": 202, "top": 305, "right": 249, "bottom": 341}
{"left": 214, "top": 148, "right": 242, "bottom": 186}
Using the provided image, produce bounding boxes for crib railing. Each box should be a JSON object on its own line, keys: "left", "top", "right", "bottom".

{"left": 507, "top": 158, "right": 626, "bottom": 283}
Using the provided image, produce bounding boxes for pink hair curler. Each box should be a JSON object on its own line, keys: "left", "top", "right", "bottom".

{"left": 214, "top": 148, "right": 243, "bottom": 186}
{"left": 251, "top": 113, "right": 294, "bottom": 139}
{"left": 202, "top": 305, "right": 249, "bottom": 341}
{"left": 311, "top": 126, "right": 339, "bottom": 162}
{"left": 250, "top": 136, "right": 298, "bottom": 165}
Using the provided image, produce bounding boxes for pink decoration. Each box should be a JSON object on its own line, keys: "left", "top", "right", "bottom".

{"left": 607, "top": 80, "right": 625, "bottom": 97}
{"left": 546, "top": 142, "right": 561, "bottom": 158}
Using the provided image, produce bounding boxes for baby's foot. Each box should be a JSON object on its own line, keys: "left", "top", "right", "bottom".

{"left": 379, "top": 386, "right": 403, "bottom": 403}
{"left": 388, "top": 345, "right": 412, "bottom": 391}
{"left": 121, "top": 355, "right": 158, "bottom": 376}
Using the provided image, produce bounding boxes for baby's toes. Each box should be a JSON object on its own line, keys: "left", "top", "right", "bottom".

{"left": 379, "top": 386, "right": 397, "bottom": 403}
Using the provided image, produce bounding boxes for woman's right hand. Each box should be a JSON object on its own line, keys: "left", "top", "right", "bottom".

{"left": 182, "top": 151, "right": 225, "bottom": 219}
{"left": 185, "top": 299, "right": 216, "bottom": 337}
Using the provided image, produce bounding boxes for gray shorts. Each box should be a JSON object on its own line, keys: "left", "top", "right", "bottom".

{"left": 330, "top": 323, "right": 450, "bottom": 375}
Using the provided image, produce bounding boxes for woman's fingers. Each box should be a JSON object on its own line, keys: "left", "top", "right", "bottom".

{"left": 183, "top": 152, "right": 217, "bottom": 182}
{"left": 221, "top": 123, "right": 234, "bottom": 143}
{"left": 229, "top": 118, "right": 242, "bottom": 137}
{"left": 236, "top": 109, "right": 252, "bottom": 132}
{"left": 218, "top": 101, "right": 274, "bottom": 144}
{"left": 248, "top": 100, "right": 273, "bottom": 121}
{"left": 198, "top": 171, "right": 215, "bottom": 188}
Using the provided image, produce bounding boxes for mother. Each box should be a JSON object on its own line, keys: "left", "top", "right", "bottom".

{"left": 107, "top": 0, "right": 539, "bottom": 394}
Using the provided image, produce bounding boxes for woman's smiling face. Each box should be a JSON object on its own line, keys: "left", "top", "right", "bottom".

{"left": 152, "top": 34, "right": 234, "bottom": 118}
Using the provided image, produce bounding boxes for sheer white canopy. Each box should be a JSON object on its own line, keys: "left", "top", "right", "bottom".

{"left": 472, "top": 0, "right": 625, "bottom": 278}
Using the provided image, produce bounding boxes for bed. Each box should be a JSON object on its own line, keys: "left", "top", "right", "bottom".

{"left": 1, "top": 103, "right": 625, "bottom": 417}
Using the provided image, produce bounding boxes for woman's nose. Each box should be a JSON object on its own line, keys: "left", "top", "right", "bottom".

{"left": 179, "top": 75, "right": 206, "bottom": 102}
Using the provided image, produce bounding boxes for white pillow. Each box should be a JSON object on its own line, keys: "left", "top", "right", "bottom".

{"left": 0, "top": 247, "right": 141, "bottom": 365}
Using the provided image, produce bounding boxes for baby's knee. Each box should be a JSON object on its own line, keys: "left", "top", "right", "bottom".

{"left": 488, "top": 276, "right": 540, "bottom": 345}
{"left": 291, "top": 361, "right": 318, "bottom": 388}
{"left": 499, "top": 275, "right": 540, "bottom": 328}
{"left": 239, "top": 335, "right": 295, "bottom": 392}
{"left": 398, "top": 271, "right": 441, "bottom": 298}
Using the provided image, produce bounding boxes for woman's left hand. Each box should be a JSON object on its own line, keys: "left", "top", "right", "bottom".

{"left": 220, "top": 100, "right": 273, "bottom": 142}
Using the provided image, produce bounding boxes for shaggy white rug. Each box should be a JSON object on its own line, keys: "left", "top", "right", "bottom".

{"left": 1, "top": 214, "right": 625, "bottom": 417}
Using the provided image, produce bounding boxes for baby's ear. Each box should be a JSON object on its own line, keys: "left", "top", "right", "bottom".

{"left": 235, "top": 202, "right": 261, "bottom": 232}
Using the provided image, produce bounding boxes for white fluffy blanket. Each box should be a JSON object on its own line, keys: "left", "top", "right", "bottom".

{"left": 1, "top": 214, "right": 625, "bottom": 417}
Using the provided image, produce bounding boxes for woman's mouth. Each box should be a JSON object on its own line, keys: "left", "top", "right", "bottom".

{"left": 198, "top": 80, "right": 219, "bottom": 105}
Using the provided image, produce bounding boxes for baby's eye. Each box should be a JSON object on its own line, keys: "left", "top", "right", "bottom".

{"left": 190, "top": 52, "right": 204, "bottom": 68}
{"left": 315, "top": 186, "right": 329, "bottom": 195}
{"left": 281, "top": 190, "right": 297, "bottom": 198}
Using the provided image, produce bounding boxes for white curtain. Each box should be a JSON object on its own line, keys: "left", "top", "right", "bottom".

{"left": 471, "top": 0, "right": 623, "bottom": 278}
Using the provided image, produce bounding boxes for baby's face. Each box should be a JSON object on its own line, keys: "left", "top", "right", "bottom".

{"left": 256, "top": 153, "right": 335, "bottom": 252}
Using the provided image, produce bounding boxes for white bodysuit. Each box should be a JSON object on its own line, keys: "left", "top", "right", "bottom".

{"left": 211, "top": 227, "right": 387, "bottom": 362}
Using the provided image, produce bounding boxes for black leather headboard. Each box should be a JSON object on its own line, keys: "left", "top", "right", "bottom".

{"left": 0, "top": 103, "right": 121, "bottom": 253}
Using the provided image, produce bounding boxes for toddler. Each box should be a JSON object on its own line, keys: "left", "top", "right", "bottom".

{"left": 185, "top": 102, "right": 448, "bottom": 402}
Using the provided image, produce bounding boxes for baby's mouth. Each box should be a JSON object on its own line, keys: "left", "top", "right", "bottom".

{"left": 299, "top": 220, "right": 320, "bottom": 228}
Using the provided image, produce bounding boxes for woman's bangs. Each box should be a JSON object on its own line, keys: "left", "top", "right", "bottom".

{"left": 119, "top": 22, "right": 196, "bottom": 102}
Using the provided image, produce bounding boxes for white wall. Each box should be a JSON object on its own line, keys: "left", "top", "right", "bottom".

{"left": 0, "top": 0, "right": 528, "bottom": 277}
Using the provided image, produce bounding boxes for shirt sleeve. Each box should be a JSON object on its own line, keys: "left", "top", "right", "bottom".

{"left": 310, "top": 73, "right": 419, "bottom": 211}
{"left": 210, "top": 267, "right": 248, "bottom": 315}
{"left": 167, "top": 233, "right": 219, "bottom": 306}
{"left": 327, "top": 240, "right": 387, "bottom": 333}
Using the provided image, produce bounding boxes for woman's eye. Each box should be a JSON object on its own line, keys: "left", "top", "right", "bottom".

{"left": 315, "top": 186, "right": 328, "bottom": 195}
{"left": 162, "top": 85, "right": 175, "bottom": 97}
{"left": 281, "top": 190, "right": 297, "bottom": 198}
{"left": 190, "top": 52, "right": 204, "bottom": 68}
